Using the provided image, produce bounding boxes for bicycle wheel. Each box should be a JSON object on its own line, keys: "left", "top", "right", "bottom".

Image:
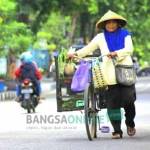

{"left": 27, "top": 108, "right": 31, "bottom": 113}
{"left": 84, "top": 83, "right": 97, "bottom": 141}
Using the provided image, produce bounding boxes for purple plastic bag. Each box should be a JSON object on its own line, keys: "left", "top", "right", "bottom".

{"left": 71, "top": 60, "right": 90, "bottom": 92}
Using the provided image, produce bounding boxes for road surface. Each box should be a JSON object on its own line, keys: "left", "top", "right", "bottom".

{"left": 0, "top": 77, "right": 150, "bottom": 150}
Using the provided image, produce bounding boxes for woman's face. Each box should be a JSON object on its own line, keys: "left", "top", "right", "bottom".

{"left": 105, "top": 20, "right": 119, "bottom": 32}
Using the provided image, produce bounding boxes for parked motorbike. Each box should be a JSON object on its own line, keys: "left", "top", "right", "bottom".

{"left": 20, "top": 78, "right": 38, "bottom": 113}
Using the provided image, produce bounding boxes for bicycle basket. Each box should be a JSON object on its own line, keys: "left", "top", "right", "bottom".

{"left": 92, "top": 58, "right": 107, "bottom": 89}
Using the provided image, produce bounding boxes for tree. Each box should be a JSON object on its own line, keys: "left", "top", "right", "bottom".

{"left": 16, "top": 0, "right": 59, "bottom": 33}
{"left": 0, "top": 0, "right": 33, "bottom": 56}
{"left": 33, "top": 12, "right": 71, "bottom": 51}
{"left": 0, "top": 0, "right": 33, "bottom": 78}
{"left": 13, "top": 0, "right": 150, "bottom": 66}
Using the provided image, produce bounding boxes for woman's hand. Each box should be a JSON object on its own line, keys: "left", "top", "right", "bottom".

{"left": 67, "top": 52, "right": 78, "bottom": 59}
{"left": 107, "top": 52, "right": 117, "bottom": 58}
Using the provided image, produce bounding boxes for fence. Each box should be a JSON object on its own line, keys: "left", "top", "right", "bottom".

{"left": 0, "top": 91, "right": 16, "bottom": 101}
{"left": 0, "top": 80, "right": 16, "bottom": 101}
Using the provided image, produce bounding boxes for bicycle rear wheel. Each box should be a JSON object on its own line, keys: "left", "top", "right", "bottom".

{"left": 84, "top": 83, "right": 97, "bottom": 141}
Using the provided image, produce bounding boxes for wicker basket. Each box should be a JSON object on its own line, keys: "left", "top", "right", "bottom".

{"left": 92, "top": 58, "right": 107, "bottom": 89}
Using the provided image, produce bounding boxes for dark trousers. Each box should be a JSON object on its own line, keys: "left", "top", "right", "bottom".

{"left": 106, "top": 84, "right": 136, "bottom": 134}
{"left": 107, "top": 103, "right": 136, "bottom": 134}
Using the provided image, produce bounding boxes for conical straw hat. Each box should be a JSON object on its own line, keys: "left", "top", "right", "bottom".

{"left": 96, "top": 10, "right": 127, "bottom": 29}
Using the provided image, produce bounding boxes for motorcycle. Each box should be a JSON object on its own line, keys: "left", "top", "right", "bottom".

{"left": 20, "top": 78, "right": 38, "bottom": 113}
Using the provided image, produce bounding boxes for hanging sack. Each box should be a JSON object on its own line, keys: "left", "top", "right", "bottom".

{"left": 71, "top": 60, "right": 90, "bottom": 92}
{"left": 92, "top": 58, "right": 107, "bottom": 89}
{"left": 64, "top": 60, "right": 75, "bottom": 75}
{"left": 112, "top": 59, "right": 136, "bottom": 86}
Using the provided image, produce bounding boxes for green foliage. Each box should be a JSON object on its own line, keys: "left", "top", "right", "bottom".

{"left": 0, "top": 74, "right": 5, "bottom": 79}
{"left": 0, "top": 0, "right": 33, "bottom": 56}
{"left": 87, "top": 0, "right": 99, "bottom": 14}
{"left": 33, "top": 12, "right": 71, "bottom": 50}
{"left": 0, "top": 0, "right": 150, "bottom": 67}
{"left": 0, "top": 0, "right": 16, "bottom": 17}
{"left": 0, "top": 21, "right": 33, "bottom": 56}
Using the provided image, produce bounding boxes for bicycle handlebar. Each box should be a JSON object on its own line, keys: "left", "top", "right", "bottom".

{"left": 75, "top": 54, "right": 107, "bottom": 61}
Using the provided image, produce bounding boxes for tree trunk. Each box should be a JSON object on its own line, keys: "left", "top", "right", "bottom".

{"left": 80, "top": 13, "right": 91, "bottom": 44}
{"left": 68, "top": 12, "right": 79, "bottom": 45}
{"left": 7, "top": 49, "right": 16, "bottom": 80}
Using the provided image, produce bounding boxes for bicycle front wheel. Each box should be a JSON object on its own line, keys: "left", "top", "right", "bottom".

{"left": 84, "top": 83, "right": 97, "bottom": 141}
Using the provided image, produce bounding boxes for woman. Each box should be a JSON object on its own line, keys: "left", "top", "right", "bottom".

{"left": 68, "top": 10, "right": 136, "bottom": 139}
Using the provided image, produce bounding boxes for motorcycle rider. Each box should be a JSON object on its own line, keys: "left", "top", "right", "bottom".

{"left": 15, "top": 52, "right": 42, "bottom": 102}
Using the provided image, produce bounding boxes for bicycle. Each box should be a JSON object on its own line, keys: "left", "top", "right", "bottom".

{"left": 54, "top": 51, "right": 108, "bottom": 141}
{"left": 82, "top": 55, "right": 108, "bottom": 140}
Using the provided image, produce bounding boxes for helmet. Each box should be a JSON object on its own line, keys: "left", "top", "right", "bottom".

{"left": 20, "top": 51, "right": 33, "bottom": 63}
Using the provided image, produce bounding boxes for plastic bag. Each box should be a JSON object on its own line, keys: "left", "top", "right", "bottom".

{"left": 71, "top": 60, "right": 90, "bottom": 92}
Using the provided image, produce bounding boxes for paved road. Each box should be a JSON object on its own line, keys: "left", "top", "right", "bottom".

{"left": 0, "top": 77, "right": 150, "bottom": 150}
{"left": 135, "top": 77, "right": 150, "bottom": 93}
